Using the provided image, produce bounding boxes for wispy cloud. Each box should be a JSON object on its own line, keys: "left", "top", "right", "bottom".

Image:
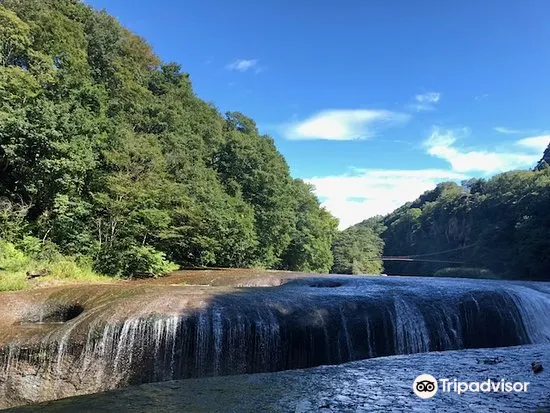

{"left": 307, "top": 168, "right": 468, "bottom": 229}
{"left": 425, "top": 127, "right": 541, "bottom": 173}
{"left": 281, "top": 109, "right": 410, "bottom": 141}
{"left": 410, "top": 92, "right": 441, "bottom": 111}
{"left": 516, "top": 135, "right": 550, "bottom": 152}
{"left": 225, "top": 59, "right": 259, "bottom": 72}
{"left": 416, "top": 92, "right": 441, "bottom": 104}
{"left": 493, "top": 126, "right": 527, "bottom": 135}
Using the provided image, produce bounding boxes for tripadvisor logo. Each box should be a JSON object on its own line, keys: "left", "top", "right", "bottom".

{"left": 413, "top": 374, "right": 438, "bottom": 398}
{"left": 412, "top": 374, "right": 530, "bottom": 399}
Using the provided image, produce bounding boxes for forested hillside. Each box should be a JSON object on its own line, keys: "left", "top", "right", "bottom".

{"left": 0, "top": 0, "right": 338, "bottom": 280}
{"left": 351, "top": 149, "right": 550, "bottom": 280}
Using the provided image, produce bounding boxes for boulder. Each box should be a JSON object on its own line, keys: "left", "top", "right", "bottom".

{"left": 25, "top": 269, "right": 50, "bottom": 279}
{"left": 532, "top": 361, "right": 543, "bottom": 374}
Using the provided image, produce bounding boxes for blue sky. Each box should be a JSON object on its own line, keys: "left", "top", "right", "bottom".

{"left": 86, "top": 0, "right": 550, "bottom": 228}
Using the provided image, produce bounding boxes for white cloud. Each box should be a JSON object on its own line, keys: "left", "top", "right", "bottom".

{"left": 516, "top": 135, "right": 550, "bottom": 152}
{"left": 474, "top": 93, "right": 489, "bottom": 101}
{"left": 410, "top": 92, "right": 441, "bottom": 111}
{"left": 282, "top": 109, "right": 410, "bottom": 141}
{"left": 425, "top": 127, "right": 540, "bottom": 173}
{"left": 415, "top": 92, "right": 441, "bottom": 104}
{"left": 307, "top": 169, "right": 468, "bottom": 229}
{"left": 494, "top": 126, "right": 525, "bottom": 135}
{"left": 226, "top": 59, "right": 259, "bottom": 72}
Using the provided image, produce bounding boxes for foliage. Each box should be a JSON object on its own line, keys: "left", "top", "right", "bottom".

{"left": 280, "top": 180, "right": 338, "bottom": 273}
{"left": 5, "top": 0, "right": 545, "bottom": 281}
{"left": 119, "top": 245, "right": 178, "bottom": 277}
{"left": 536, "top": 143, "right": 550, "bottom": 171}
{"left": 0, "top": 240, "right": 109, "bottom": 291}
{"left": 0, "top": 0, "right": 338, "bottom": 277}
{"left": 0, "top": 240, "right": 29, "bottom": 271}
{"left": 0, "top": 271, "right": 27, "bottom": 292}
{"left": 434, "top": 267, "right": 496, "bottom": 279}
{"left": 331, "top": 226, "right": 384, "bottom": 275}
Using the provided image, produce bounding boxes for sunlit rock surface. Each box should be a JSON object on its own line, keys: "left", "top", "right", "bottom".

{"left": 1, "top": 270, "right": 549, "bottom": 408}
{"left": 7, "top": 344, "right": 550, "bottom": 413}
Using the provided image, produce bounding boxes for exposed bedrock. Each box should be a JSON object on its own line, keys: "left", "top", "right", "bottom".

{"left": 1, "top": 272, "right": 549, "bottom": 408}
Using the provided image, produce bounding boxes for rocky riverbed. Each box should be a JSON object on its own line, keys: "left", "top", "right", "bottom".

{"left": 6, "top": 344, "right": 550, "bottom": 412}
{"left": 1, "top": 270, "right": 549, "bottom": 410}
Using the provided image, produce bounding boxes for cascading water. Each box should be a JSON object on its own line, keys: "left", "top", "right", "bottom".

{"left": 1, "top": 275, "right": 549, "bottom": 408}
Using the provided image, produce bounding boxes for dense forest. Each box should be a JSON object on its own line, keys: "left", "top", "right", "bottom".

{"left": 0, "top": 0, "right": 338, "bottom": 282}
{"left": 1, "top": 0, "right": 549, "bottom": 287}
{"left": 350, "top": 150, "right": 550, "bottom": 280}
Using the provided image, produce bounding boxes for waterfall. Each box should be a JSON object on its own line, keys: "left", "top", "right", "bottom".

{"left": 1, "top": 276, "right": 550, "bottom": 407}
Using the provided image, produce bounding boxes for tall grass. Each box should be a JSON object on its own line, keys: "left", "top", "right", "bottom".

{"left": 0, "top": 240, "right": 112, "bottom": 292}
{"left": 0, "top": 271, "right": 28, "bottom": 292}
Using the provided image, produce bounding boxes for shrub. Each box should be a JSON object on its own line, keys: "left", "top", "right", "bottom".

{"left": 434, "top": 267, "right": 497, "bottom": 279}
{"left": 0, "top": 271, "right": 27, "bottom": 292}
{"left": 17, "top": 236, "right": 43, "bottom": 258}
{"left": 124, "top": 245, "right": 179, "bottom": 276}
{"left": 0, "top": 240, "right": 110, "bottom": 291}
{"left": 47, "top": 257, "right": 105, "bottom": 281}
{"left": 0, "top": 241, "right": 29, "bottom": 272}
{"left": 93, "top": 245, "right": 179, "bottom": 277}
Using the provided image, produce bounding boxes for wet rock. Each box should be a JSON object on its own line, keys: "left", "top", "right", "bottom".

{"left": 531, "top": 361, "right": 543, "bottom": 374}
{"left": 25, "top": 269, "right": 49, "bottom": 279}
{"left": 1, "top": 273, "right": 550, "bottom": 409}
{"left": 476, "top": 356, "right": 504, "bottom": 365}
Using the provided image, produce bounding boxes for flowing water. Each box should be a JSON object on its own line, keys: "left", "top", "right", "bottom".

{"left": 1, "top": 275, "right": 550, "bottom": 408}
{"left": 8, "top": 344, "right": 550, "bottom": 413}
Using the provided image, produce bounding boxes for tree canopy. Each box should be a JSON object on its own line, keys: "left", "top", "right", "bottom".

{"left": 330, "top": 224, "right": 384, "bottom": 275}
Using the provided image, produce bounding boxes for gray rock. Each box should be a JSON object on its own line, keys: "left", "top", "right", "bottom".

{"left": 532, "top": 361, "right": 544, "bottom": 374}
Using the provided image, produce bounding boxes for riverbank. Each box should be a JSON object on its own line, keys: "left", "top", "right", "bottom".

{"left": 0, "top": 266, "right": 304, "bottom": 293}
{"left": 0, "top": 252, "right": 113, "bottom": 293}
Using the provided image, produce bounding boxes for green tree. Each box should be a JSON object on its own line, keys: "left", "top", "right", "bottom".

{"left": 536, "top": 143, "right": 550, "bottom": 170}
{"left": 331, "top": 226, "right": 384, "bottom": 275}
{"left": 281, "top": 180, "right": 338, "bottom": 273}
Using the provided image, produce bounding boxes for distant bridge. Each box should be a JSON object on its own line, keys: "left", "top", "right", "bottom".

{"left": 379, "top": 257, "right": 464, "bottom": 264}
{"left": 373, "top": 244, "right": 477, "bottom": 264}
